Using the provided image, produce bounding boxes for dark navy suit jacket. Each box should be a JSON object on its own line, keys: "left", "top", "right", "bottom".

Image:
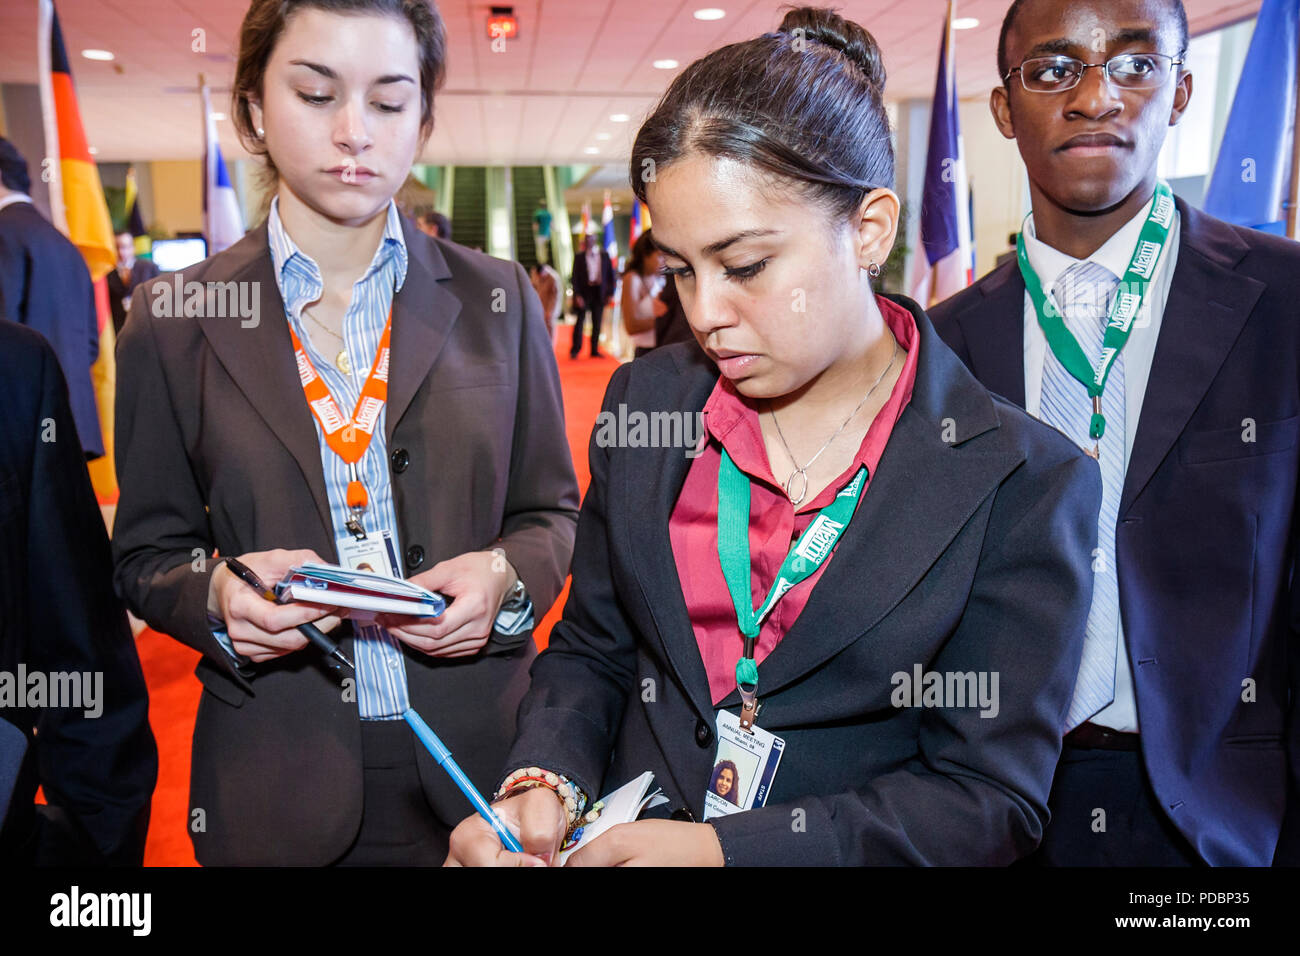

{"left": 0, "top": 201, "right": 103, "bottom": 459}
{"left": 0, "top": 322, "right": 156, "bottom": 864}
{"left": 931, "top": 197, "right": 1300, "bottom": 865}
{"left": 503, "top": 297, "right": 1103, "bottom": 865}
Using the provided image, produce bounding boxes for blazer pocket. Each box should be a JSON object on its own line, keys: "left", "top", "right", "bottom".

{"left": 426, "top": 359, "right": 511, "bottom": 392}
{"left": 482, "top": 627, "right": 532, "bottom": 656}
{"left": 1223, "top": 733, "right": 1284, "bottom": 749}
{"left": 194, "top": 658, "right": 248, "bottom": 708}
{"left": 1179, "top": 415, "right": 1298, "bottom": 464}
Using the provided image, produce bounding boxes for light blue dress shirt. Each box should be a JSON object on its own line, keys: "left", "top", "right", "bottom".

{"left": 211, "top": 197, "right": 532, "bottom": 718}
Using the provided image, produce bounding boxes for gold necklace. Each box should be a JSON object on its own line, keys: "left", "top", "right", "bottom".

{"left": 769, "top": 334, "right": 900, "bottom": 506}
{"left": 302, "top": 307, "right": 350, "bottom": 374}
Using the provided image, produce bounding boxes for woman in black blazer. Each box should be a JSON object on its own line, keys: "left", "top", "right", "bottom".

{"left": 111, "top": 0, "right": 578, "bottom": 865}
{"left": 448, "top": 8, "right": 1101, "bottom": 867}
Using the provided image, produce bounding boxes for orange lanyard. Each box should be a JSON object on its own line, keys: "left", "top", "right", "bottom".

{"left": 288, "top": 306, "right": 393, "bottom": 538}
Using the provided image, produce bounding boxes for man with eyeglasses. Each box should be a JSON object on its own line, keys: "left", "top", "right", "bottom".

{"left": 932, "top": 0, "right": 1300, "bottom": 867}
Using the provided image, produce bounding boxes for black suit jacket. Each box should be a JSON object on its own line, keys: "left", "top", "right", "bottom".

{"left": 111, "top": 213, "right": 580, "bottom": 865}
{"left": 106, "top": 258, "right": 160, "bottom": 336}
{"left": 930, "top": 197, "right": 1300, "bottom": 865}
{"left": 503, "top": 296, "right": 1103, "bottom": 865}
{"left": 0, "top": 202, "right": 103, "bottom": 458}
{"left": 0, "top": 321, "right": 156, "bottom": 865}
{"left": 570, "top": 247, "right": 616, "bottom": 306}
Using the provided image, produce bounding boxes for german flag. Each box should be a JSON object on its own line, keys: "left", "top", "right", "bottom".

{"left": 39, "top": 0, "right": 119, "bottom": 499}
{"left": 39, "top": 0, "right": 115, "bottom": 278}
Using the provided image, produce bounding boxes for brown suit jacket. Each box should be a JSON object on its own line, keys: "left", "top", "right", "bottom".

{"left": 111, "top": 213, "right": 580, "bottom": 865}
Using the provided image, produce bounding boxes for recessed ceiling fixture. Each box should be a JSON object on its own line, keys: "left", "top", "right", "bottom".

{"left": 81, "top": 49, "right": 114, "bottom": 61}
{"left": 653, "top": 59, "right": 679, "bottom": 70}
{"left": 694, "top": 8, "right": 725, "bottom": 20}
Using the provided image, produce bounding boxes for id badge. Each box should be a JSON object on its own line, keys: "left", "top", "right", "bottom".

{"left": 702, "top": 710, "right": 785, "bottom": 820}
{"left": 336, "top": 530, "right": 401, "bottom": 576}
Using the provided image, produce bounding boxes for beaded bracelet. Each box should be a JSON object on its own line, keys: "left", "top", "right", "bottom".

{"left": 494, "top": 766, "right": 586, "bottom": 830}
{"left": 493, "top": 767, "right": 616, "bottom": 850}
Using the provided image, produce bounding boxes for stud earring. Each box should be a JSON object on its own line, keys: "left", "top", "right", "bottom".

{"left": 867, "top": 261, "right": 881, "bottom": 278}
{"left": 256, "top": 126, "right": 265, "bottom": 137}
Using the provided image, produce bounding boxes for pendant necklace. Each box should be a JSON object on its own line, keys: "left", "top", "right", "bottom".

{"left": 769, "top": 333, "right": 900, "bottom": 506}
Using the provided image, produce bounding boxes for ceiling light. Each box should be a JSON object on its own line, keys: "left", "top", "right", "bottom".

{"left": 694, "top": 8, "right": 725, "bottom": 20}
{"left": 953, "top": 18, "right": 979, "bottom": 30}
{"left": 653, "top": 59, "right": 679, "bottom": 70}
{"left": 81, "top": 49, "right": 114, "bottom": 61}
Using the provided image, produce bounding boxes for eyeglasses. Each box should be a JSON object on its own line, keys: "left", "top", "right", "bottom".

{"left": 1005, "top": 52, "right": 1184, "bottom": 93}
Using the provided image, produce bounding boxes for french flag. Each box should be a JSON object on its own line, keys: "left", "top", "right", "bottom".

{"left": 201, "top": 77, "right": 244, "bottom": 253}
{"left": 911, "top": 0, "right": 973, "bottom": 307}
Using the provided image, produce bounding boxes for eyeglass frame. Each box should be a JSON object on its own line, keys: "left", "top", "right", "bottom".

{"left": 1002, "top": 51, "right": 1186, "bottom": 93}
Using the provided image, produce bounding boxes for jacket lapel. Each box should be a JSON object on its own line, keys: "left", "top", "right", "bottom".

{"left": 1119, "top": 199, "right": 1265, "bottom": 515}
{"left": 722, "top": 302, "right": 1025, "bottom": 707}
{"left": 957, "top": 264, "right": 1027, "bottom": 408}
{"left": 624, "top": 351, "right": 719, "bottom": 723}
{"left": 385, "top": 217, "right": 462, "bottom": 439}
{"left": 626, "top": 304, "right": 1025, "bottom": 722}
{"left": 190, "top": 223, "right": 334, "bottom": 541}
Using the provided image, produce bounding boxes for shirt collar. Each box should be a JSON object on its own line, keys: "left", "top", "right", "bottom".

{"left": 0, "top": 193, "right": 33, "bottom": 213}
{"left": 266, "top": 195, "right": 408, "bottom": 297}
{"left": 1022, "top": 194, "right": 1155, "bottom": 289}
{"left": 700, "top": 294, "right": 920, "bottom": 503}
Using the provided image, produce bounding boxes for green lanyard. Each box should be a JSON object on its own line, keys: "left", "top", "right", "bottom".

{"left": 1016, "top": 180, "right": 1175, "bottom": 448}
{"left": 716, "top": 448, "right": 868, "bottom": 731}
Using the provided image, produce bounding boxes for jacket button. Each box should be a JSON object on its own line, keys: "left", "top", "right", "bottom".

{"left": 405, "top": 545, "right": 425, "bottom": 571}
{"left": 695, "top": 719, "right": 713, "bottom": 748}
{"left": 390, "top": 447, "right": 410, "bottom": 473}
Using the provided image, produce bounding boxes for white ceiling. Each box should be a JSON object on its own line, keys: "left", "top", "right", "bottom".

{"left": 0, "top": 0, "right": 1263, "bottom": 165}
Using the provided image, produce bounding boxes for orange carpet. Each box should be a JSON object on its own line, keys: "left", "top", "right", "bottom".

{"left": 132, "top": 336, "right": 619, "bottom": 865}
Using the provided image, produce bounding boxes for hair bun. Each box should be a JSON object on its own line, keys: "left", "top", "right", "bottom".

{"left": 778, "top": 6, "right": 886, "bottom": 94}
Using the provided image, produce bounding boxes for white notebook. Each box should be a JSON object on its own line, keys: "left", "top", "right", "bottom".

{"left": 558, "top": 771, "right": 669, "bottom": 865}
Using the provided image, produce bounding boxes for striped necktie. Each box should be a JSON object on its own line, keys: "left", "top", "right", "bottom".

{"left": 1038, "top": 260, "right": 1123, "bottom": 730}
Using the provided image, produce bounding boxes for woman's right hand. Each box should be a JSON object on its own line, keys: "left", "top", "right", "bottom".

{"left": 445, "top": 786, "right": 568, "bottom": 866}
{"left": 206, "top": 548, "right": 345, "bottom": 662}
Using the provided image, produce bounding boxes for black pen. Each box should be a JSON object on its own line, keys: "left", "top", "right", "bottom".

{"left": 222, "top": 556, "right": 355, "bottom": 671}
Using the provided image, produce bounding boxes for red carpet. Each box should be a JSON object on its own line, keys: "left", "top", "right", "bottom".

{"left": 132, "top": 337, "right": 620, "bottom": 865}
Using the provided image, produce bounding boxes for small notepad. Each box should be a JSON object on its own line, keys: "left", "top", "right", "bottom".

{"left": 274, "top": 562, "right": 447, "bottom": 617}
{"left": 558, "top": 771, "right": 670, "bottom": 865}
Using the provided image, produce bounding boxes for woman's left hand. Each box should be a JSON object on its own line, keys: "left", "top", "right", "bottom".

{"left": 378, "top": 550, "right": 517, "bottom": 658}
{"left": 565, "top": 820, "right": 725, "bottom": 867}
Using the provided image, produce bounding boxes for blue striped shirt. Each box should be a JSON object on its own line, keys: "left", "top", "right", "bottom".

{"left": 211, "top": 197, "right": 531, "bottom": 719}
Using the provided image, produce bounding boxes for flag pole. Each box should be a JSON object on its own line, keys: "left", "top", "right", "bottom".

{"left": 199, "top": 72, "right": 210, "bottom": 248}
{"left": 1289, "top": 28, "right": 1300, "bottom": 239}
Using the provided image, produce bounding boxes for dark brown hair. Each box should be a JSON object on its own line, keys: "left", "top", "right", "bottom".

{"left": 232, "top": 0, "right": 446, "bottom": 178}
{"left": 630, "top": 6, "right": 893, "bottom": 226}
{"left": 623, "top": 229, "right": 658, "bottom": 277}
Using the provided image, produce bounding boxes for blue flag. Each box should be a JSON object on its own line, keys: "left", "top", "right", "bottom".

{"left": 1204, "top": 0, "right": 1299, "bottom": 234}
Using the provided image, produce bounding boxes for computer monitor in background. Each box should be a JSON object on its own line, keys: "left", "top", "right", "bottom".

{"left": 151, "top": 237, "right": 208, "bottom": 273}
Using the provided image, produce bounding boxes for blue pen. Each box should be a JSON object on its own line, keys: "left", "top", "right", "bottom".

{"left": 402, "top": 708, "right": 524, "bottom": 853}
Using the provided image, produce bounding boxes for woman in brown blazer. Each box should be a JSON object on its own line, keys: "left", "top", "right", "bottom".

{"left": 111, "top": 0, "right": 578, "bottom": 865}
